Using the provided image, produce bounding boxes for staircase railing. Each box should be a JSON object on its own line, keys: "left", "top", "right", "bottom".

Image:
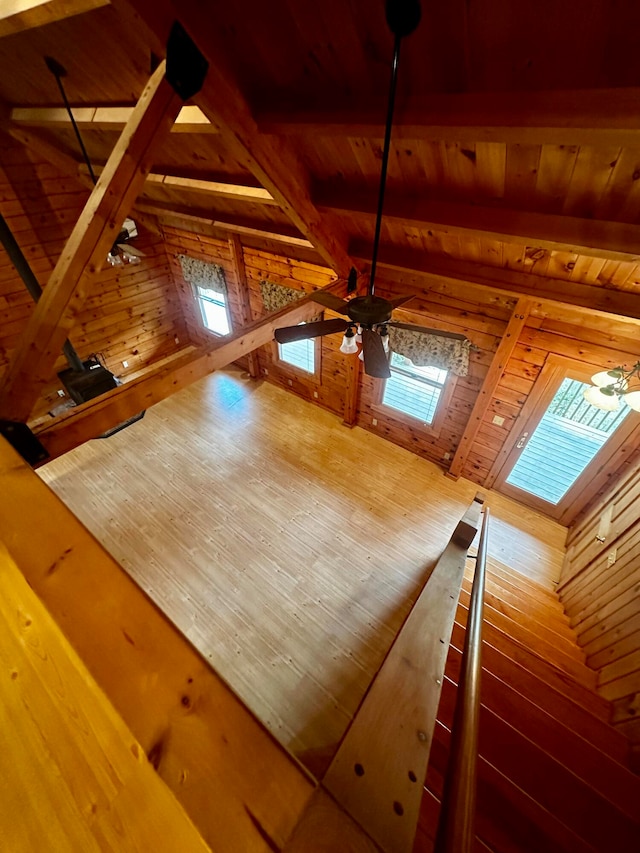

{"left": 434, "top": 505, "right": 490, "bottom": 853}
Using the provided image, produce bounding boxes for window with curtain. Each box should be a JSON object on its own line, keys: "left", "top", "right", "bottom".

{"left": 196, "top": 286, "right": 231, "bottom": 335}
{"left": 382, "top": 352, "right": 448, "bottom": 424}
{"left": 178, "top": 255, "right": 232, "bottom": 336}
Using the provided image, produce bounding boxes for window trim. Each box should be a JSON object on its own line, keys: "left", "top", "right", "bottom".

{"left": 373, "top": 354, "right": 455, "bottom": 437}
{"left": 194, "top": 283, "right": 232, "bottom": 337}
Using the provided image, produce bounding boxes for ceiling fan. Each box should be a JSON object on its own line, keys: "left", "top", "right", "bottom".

{"left": 274, "top": 0, "right": 465, "bottom": 380}
{"left": 107, "top": 217, "right": 145, "bottom": 267}
{"left": 44, "top": 56, "right": 145, "bottom": 268}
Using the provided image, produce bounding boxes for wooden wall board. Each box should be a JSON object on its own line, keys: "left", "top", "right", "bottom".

{"left": 441, "top": 647, "right": 640, "bottom": 822}
{"left": 561, "top": 461, "right": 640, "bottom": 755}
{"left": 434, "top": 679, "right": 639, "bottom": 850}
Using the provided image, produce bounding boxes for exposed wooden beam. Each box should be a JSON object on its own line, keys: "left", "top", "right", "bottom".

{"left": 0, "top": 0, "right": 108, "bottom": 36}
{"left": 0, "top": 62, "right": 183, "bottom": 423}
{"left": 149, "top": 210, "right": 323, "bottom": 267}
{"left": 86, "top": 162, "right": 277, "bottom": 204}
{"left": 136, "top": 200, "right": 314, "bottom": 248}
{"left": 322, "top": 192, "right": 640, "bottom": 264}
{"left": 448, "top": 300, "right": 531, "bottom": 480}
{"left": 144, "top": 172, "right": 276, "bottom": 205}
{"left": 228, "top": 234, "right": 260, "bottom": 379}
{"left": 258, "top": 88, "right": 640, "bottom": 147}
{"left": 350, "top": 241, "right": 640, "bottom": 325}
{"left": 119, "top": 0, "right": 354, "bottom": 277}
{"left": 10, "top": 103, "right": 216, "bottom": 133}
{"left": 34, "top": 292, "right": 343, "bottom": 459}
{"left": 5, "top": 130, "right": 271, "bottom": 209}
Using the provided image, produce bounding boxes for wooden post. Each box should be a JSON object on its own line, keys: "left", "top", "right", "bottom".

{"left": 228, "top": 234, "right": 260, "bottom": 379}
{"left": 0, "top": 61, "right": 183, "bottom": 423}
{"left": 448, "top": 299, "right": 531, "bottom": 480}
{"left": 343, "top": 354, "right": 361, "bottom": 426}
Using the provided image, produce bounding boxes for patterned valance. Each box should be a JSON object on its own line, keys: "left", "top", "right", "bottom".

{"left": 178, "top": 254, "right": 227, "bottom": 295}
{"left": 388, "top": 326, "right": 471, "bottom": 377}
{"left": 259, "top": 279, "right": 306, "bottom": 312}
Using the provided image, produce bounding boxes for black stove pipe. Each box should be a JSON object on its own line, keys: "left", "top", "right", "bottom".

{"left": 0, "top": 212, "right": 84, "bottom": 373}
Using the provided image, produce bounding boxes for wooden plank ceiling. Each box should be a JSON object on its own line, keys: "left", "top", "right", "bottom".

{"left": 3, "top": 0, "right": 640, "bottom": 432}
{"left": 3, "top": 0, "right": 640, "bottom": 314}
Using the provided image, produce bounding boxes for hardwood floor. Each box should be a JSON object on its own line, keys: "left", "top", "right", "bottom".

{"left": 38, "top": 368, "right": 566, "bottom": 762}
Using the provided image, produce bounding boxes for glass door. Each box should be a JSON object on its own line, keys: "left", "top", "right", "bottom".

{"left": 492, "top": 362, "right": 637, "bottom": 520}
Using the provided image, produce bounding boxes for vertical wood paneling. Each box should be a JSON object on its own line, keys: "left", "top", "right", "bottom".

{"left": 561, "top": 463, "right": 640, "bottom": 767}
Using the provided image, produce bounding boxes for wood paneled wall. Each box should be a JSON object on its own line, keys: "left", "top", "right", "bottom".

{"left": 162, "top": 223, "right": 512, "bottom": 464}
{"left": 560, "top": 467, "right": 640, "bottom": 769}
{"left": 162, "top": 222, "right": 640, "bottom": 503}
{"left": 0, "top": 136, "right": 188, "bottom": 420}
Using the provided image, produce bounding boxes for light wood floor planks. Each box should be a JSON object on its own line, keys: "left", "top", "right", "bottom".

{"left": 38, "top": 369, "right": 566, "bottom": 762}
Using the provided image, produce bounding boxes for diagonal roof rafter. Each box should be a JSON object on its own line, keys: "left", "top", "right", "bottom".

{"left": 113, "top": 0, "right": 356, "bottom": 278}
{"left": 0, "top": 60, "right": 184, "bottom": 422}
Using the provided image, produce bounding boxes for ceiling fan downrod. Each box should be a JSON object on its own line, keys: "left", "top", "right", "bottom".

{"left": 368, "top": 0, "right": 422, "bottom": 300}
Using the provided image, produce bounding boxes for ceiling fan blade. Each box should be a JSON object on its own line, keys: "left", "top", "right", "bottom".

{"left": 388, "top": 293, "right": 415, "bottom": 309}
{"left": 274, "top": 317, "right": 349, "bottom": 344}
{"left": 117, "top": 243, "right": 145, "bottom": 257}
{"left": 309, "top": 291, "right": 351, "bottom": 314}
{"left": 362, "top": 329, "right": 391, "bottom": 379}
{"left": 386, "top": 322, "right": 467, "bottom": 341}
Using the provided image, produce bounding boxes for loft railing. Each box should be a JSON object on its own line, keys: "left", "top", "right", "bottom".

{"left": 434, "top": 506, "right": 490, "bottom": 853}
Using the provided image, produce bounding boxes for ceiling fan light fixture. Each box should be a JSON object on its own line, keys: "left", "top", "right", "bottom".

{"left": 591, "top": 368, "right": 626, "bottom": 389}
{"left": 585, "top": 360, "right": 640, "bottom": 411}
{"left": 583, "top": 384, "right": 621, "bottom": 411}
{"left": 622, "top": 390, "right": 640, "bottom": 412}
{"left": 121, "top": 249, "right": 141, "bottom": 265}
{"left": 107, "top": 251, "right": 124, "bottom": 268}
{"left": 340, "top": 328, "right": 359, "bottom": 354}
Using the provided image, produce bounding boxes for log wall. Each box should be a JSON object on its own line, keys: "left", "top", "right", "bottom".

{"left": 0, "top": 136, "right": 188, "bottom": 420}
{"left": 560, "top": 465, "right": 640, "bottom": 770}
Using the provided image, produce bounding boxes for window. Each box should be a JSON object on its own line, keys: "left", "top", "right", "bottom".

{"left": 196, "top": 285, "right": 231, "bottom": 335}
{"left": 382, "top": 352, "right": 448, "bottom": 424}
{"left": 277, "top": 326, "right": 316, "bottom": 374}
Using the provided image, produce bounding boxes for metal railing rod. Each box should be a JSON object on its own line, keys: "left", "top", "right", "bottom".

{"left": 434, "top": 506, "right": 490, "bottom": 853}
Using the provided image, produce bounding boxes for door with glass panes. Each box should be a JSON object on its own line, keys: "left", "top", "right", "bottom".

{"left": 490, "top": 356, "right": 639, "bottom": 523}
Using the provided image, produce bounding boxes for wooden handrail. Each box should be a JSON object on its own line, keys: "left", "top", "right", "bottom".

{"left": 434, "top": 506, "right": 490, "bottom": 853}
